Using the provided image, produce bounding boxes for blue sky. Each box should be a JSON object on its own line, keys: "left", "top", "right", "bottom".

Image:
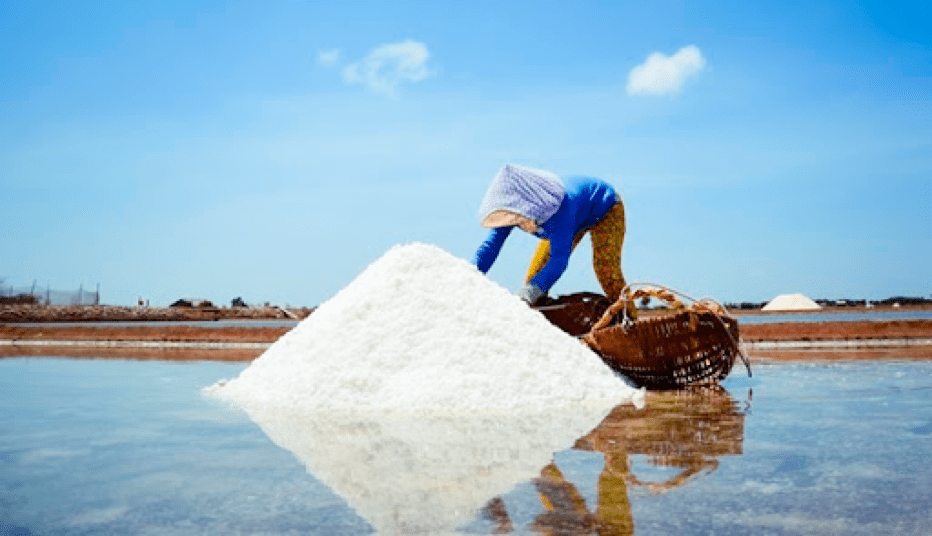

{"left": 2, "top": 0, "right": 929, "bottom": 307}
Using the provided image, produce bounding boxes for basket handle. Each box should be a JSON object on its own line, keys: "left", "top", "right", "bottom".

{"left": 626, "top": 459, "right": 720, "bottom": 494}
{"left": 590, "top": 295, "right": 632, "bottom": 332}
{"left": 590, "top": 286, "right": 686, "bottom": 332}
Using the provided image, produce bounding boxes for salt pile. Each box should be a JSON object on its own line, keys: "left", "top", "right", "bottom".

{"left": 206, "top": 243, "right": 642, "bottom": 535}
{"left": 762, "top": 292, "right": 822, "bottom": 311}
{"left": 208, "top": 242, "right": 639, "bottom": 412}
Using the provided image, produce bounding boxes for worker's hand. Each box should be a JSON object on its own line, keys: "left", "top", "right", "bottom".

{"left": 517, "top": 284, "right": 544, "bottom": 305}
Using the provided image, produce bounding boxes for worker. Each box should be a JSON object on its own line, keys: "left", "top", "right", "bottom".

{"left": 473, "top": 164, "right": 630, "bottom": 308}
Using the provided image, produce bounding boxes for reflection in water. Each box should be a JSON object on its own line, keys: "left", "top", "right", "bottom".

{"left": 235, "top": 387, "right": 745, "bottom": 535}
{"left": 483, "top": 386, "right": 747, "bottom": 535}
{"left": 237, "top": 401, "right": 624, "bottom": 535}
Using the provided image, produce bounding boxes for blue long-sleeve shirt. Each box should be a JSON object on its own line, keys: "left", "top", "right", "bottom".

{"left": 474, "top": 175, "right": 618, "bottom": 294}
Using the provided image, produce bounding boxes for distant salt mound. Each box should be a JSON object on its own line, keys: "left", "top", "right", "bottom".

{"left": 208, "top": 242, "right": 637, "bottom": 412}
{"left": 762, "top": 293, "right": 821, "bottom": 311}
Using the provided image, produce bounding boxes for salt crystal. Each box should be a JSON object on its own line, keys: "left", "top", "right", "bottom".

{"left": 208, "top": 242, "right": 638, "bottom": 412}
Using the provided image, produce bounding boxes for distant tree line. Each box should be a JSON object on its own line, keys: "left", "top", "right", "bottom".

{"left": 814, "top": 299, "right": 868, "bottom": 307}
{"left": 871, "top": 296, "right": 932, "bottom": 306}
{"left": 725, "top": 301, "right": 768, "bottom": 310}
{"left": 724, "top": 296, "right": 932, "bottom": 310}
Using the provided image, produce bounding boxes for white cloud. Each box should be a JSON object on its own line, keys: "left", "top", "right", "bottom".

{"left": 317, "top": 49, "right": 341, "bottom": 67}
{"left": 627, "top": 45, "right": 706, "bottom": 96}
{"left": 342, "top": 40, "right": 431, "bottom": 95}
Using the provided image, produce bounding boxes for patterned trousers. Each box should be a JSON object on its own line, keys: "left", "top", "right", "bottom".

{"left": 525, "top": 197, "right": 628, "bottom": 301}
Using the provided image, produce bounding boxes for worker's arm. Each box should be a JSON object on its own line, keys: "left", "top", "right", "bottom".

{"left": 527, "top": 213, "right": 574, "bottom": 294}
{"left": 473, "top": 226, "right": 513, "bottom": 274}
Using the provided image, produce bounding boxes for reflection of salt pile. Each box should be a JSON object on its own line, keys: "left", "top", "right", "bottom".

{"left": 242, "top": 407, "right": 615, "bottom": 536}
{"left": 207, "top": 243, "right": 641, "bottom": 535}
{"left": 211, "top": 242, "right": 638, "bottom": 412}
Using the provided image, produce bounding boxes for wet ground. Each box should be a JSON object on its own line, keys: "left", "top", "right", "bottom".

{"left": 1, "top": 357, "right": 930, "bottom": 535}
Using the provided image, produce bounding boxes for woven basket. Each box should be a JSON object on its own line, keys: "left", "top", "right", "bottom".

{"left": 535, "top": 290, "right": 746, "bottom": 390}
{"left": 533, "top": 292, "right": 612, "bottom": 336}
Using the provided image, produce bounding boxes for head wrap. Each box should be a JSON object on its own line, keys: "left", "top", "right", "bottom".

{"left": 477, "top": 164, "right": 566, "bottom": 225}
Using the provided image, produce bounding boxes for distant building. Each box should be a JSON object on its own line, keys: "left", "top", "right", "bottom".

{"left": 170, "top": 298, "right": 216, "bottom": 308}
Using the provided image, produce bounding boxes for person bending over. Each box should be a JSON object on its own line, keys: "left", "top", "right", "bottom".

{"left": 473, "top": 164, "right": 630, "bottom": 307}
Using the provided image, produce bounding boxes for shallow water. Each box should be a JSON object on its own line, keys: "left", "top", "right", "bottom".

{"left": 735, "top": 310, "right": 932, "bottom": 324}
{"left": 4, "top": 319, "right": 300, "bottom": 328}
{"left": 6, "top": 311, "right": 931, "bottom": 331}
{"left": 1, "top": 357, "right": 930, "bottom": 535}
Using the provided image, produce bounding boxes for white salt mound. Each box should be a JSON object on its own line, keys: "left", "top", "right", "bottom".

{"left": 207, "top": 243, "right": 641, "bottom": 534}
{"left": 762, "top": 292, "right": 821, "bottom": 311}
{"left": 208, "top": 243, "right": 638, "bottom": 412}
